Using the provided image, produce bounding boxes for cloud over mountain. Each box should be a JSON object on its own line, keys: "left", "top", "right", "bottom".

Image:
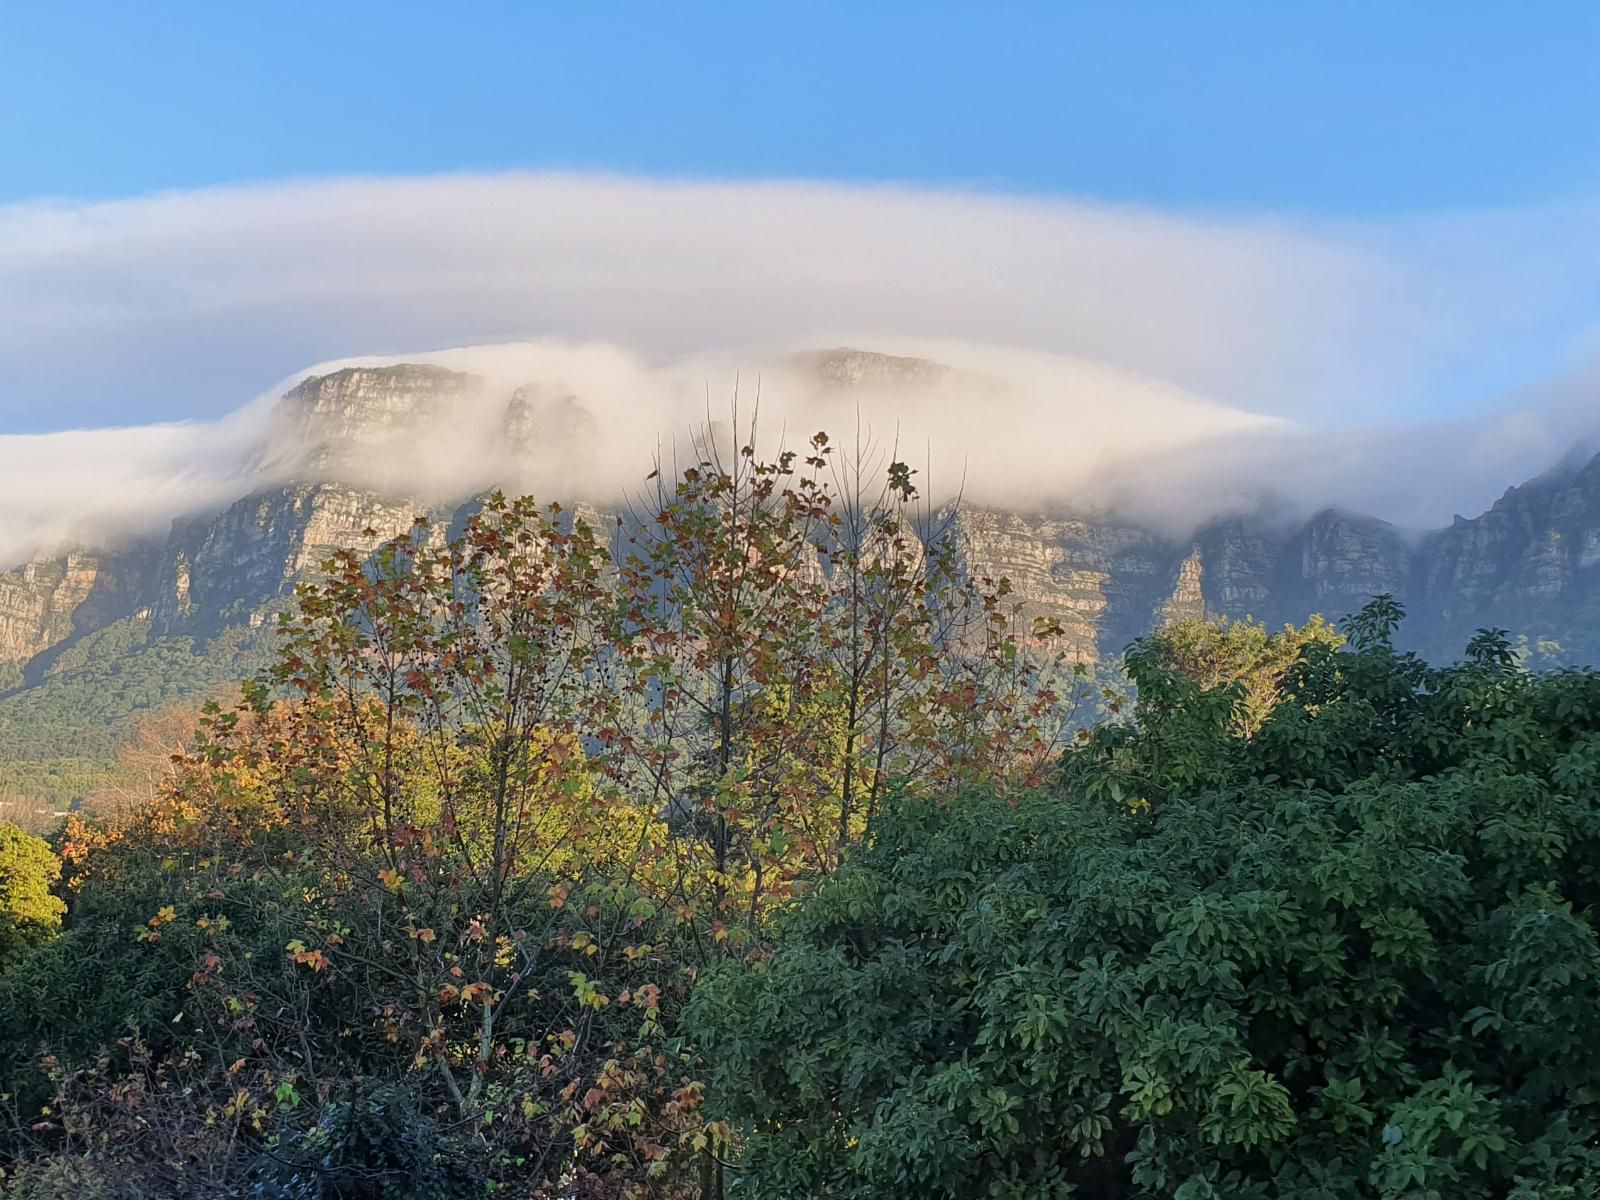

{"left": 5, "top": 173, "right": 1598, "bottom": 429}
{"left": 1, "top": 173, "right": 1598, "bottom": 565}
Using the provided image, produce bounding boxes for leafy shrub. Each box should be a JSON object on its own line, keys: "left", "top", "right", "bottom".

{"left": 0, "top": 1155, "right": 111, "bottom": 1200}
{"left": 691, "top": 603, "right": 1600, "bottom": 1198}
{"left": 0, "top": 826, "right": 64, "bottom": 968}
{"left": 246, "top": 1082, "right": 480, "bottom": 1200}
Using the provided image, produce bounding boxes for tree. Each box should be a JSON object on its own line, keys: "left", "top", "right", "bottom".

{"left": 0, "top": 824, "right": 64, "bottom": 966}
{"left": 1, "top": 499, "right": 702, "bottom": 1198}
{"left": 611, "top": 420, "right": 1077, "bottom": 946}
{"left": 607, "top": 417, "right": 1081, "bottom": 1194}
{"left": 0, "top": 425, "right": 1083, "bottom": 1198}
{"left": 690, "top": 600, "right": 1600, "bottom": 1198}
{"left": 80, "top": 698, "right": 213, "bottom": 814}
{"left": 1135, "top": 614, "right": 1341, "bottom": 737}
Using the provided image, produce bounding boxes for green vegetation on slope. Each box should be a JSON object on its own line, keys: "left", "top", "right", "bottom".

{"left": 0, "top": 619, "right": 269, "bottom": 820}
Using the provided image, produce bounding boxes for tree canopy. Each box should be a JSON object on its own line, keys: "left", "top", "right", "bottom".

{"left": 690, "top": 601, "right": 1600, "bottom": 1198}
{"left": 0, "top": 426, "right": 1082, "bottom": 1199}
{"left": 0, "top": 825, "right": 64, "bottom": 967}
{"left": 4, "top": 432, "right": 1597, "bottom": 1200}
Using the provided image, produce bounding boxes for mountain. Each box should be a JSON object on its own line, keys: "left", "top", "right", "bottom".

{"left": 0, "top": 551, "right": 141, "bottom": 691}
{"left": 2, "top": 350, "right": 1597, "bottom": 819}
{"left": 1416, "top": 452, "right": 1600, "bottom": 663}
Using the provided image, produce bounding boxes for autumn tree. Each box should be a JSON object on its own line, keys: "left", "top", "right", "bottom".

{"left": 232, "top": 494, "right": 700, "bottom": 1185}
{"left": 77, "top": 699, "right": 215, "bottom": 816}
{"left": 814, "top": 431, "right": 1081, "bottom": 839}
{"left": 0, "top": 424, "right": 1084, "bottom": 1199}
{"left": 609, "top": 418, "right": 1082, "bottom": 941}
{"left": 612, "top": 421, "right": 839, "bottom": 944}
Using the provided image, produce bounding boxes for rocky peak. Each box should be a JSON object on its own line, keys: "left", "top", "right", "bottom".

{"left": 269, "top": 365, "right": 482, "bottom": 472}
{"left": 1161, "top": 549, "right": 1208, "bottom": 624}
{"left": 1416, "top": 448, "right": 1600, "bottom": 658}
{"left": 1290, "top": 508, "right": 1409, "bottom": 612}
{"left": 787, "top": 348, "right": 950, "bottom": 392}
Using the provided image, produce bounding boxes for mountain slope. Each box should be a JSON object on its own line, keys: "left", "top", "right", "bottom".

{"left": 1416, "top": 450, "right": 1600, "bottom": 663}
{"left": 2, "top": 353, "right": 1597, "bottom": 818}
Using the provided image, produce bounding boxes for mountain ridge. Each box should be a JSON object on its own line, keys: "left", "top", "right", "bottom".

{"left": 2, "top": 351, "right": 1597, "bottom": 816}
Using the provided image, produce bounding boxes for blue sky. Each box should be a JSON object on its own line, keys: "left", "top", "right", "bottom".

{"left": 4, "top": 2, "right": 1597, "bottom": 216}
{"left": 1, "top": 3, "right": 1599, "bottom": 443}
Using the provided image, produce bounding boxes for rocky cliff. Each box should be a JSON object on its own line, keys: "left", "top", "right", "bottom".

{"left": 0, "top": 550, "right": 142, "bottom": 687}
{"left": 939, "top": 504, "right": 1418, "bottom": 664}
{"left": 149, "top": 484, "right": 439, "bottom": 634}
{"left": 269, "top": 364, "right": 481, "bottom": 474}
{"left": 4, "top": 355, "right": 1599, "bottom": 703}
{"left": 1415, "top": 450, "right": 1600, "bottom": 662}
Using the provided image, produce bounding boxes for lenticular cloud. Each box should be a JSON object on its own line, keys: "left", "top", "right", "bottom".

{"left": 2, "top": 173, "right": 1599, "bottom": 567}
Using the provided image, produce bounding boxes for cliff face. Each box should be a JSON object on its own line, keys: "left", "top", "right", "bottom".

{"left": 271, "top": 364, "right": 481, "bottom": 473}
{"left": 0, "top": 367, "right": 477, "bottom": 676}
{"left": 1190, "top": 509, "right": 1410, "bottom": 634}
{"left": 0, "top": 551, "right": 141, "bottom": 684}
{"left": 3, "top": 360, "right": 1599, "bottom": 699}
{"left": 142, "top": 367, "right": 612, "bottom": 635}
{"left": 1415, "top": 452, "right": 1600, "bottom": 660}
{"left": 940, "top": 507, "right": 1174, "bottom": 660}
{"left": 943, "top": 505, "right": 1415, "bottom": 663}
{"left": 150, "top": 483, "right": 438, "bottom": 633}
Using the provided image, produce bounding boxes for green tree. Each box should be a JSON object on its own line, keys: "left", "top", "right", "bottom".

{"left": 691, "top": 599, "right": 1600, "bottom": 1198}
{"left": 0, "top": 824, "right": 64, "bottom": 966}
{"left": 1136, "top": 614, "right": 1342, "bottom": 737}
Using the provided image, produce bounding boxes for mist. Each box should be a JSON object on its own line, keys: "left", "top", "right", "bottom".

{"left": 4, "top": 334, "right": 1598, "bottom": 571}
{"left": 0, "top": 410, "right": 270, "bottom": 570}
{"left": 2, "top": 173, "right": 1599, "bottom": 567}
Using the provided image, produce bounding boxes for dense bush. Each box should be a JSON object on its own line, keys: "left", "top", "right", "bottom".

{"left": 245, "top": 1082, "right": 484, "bottom": 1200}
{"left": 0, "top": 827, "right": 64, "bottom": 969}
{"left": 691, "top": 603, "right": 1600, "bottom": 1198}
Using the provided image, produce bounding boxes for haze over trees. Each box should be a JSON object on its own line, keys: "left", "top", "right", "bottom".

{"left": 0, "top": 426, "right": 1596, "bottom": 1199}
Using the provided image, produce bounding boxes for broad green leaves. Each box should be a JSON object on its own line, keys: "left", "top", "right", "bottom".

{"left": 692, "top": 604, "right": 1600, "bottom": 1197}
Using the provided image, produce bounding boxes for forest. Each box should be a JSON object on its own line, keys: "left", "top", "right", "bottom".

{"left": 0, "top": 428, "right": 1596, "bottom": 1199}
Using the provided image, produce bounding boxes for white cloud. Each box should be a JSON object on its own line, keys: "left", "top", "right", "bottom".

{"left": 0, "top": 173, "right": 1597, "bottom": 566}
{"left": 0, "top": 335, "right": 1286, "bottom": 566}
{"left": 7, "top": 172, "right": 1595, "bottom": 429}
{"left": 0, "top": 409, "right": 269, "bottom": 568}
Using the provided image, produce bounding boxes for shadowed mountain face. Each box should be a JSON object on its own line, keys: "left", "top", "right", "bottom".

{"left": 932, "top": 505, "right": 1417, "bottom": 663}
{"left": 1, "top": 351, "right": 1598, "bottom": 757}
{"left": 1416, "top": 451, "right": 1600, "bottom": 663}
